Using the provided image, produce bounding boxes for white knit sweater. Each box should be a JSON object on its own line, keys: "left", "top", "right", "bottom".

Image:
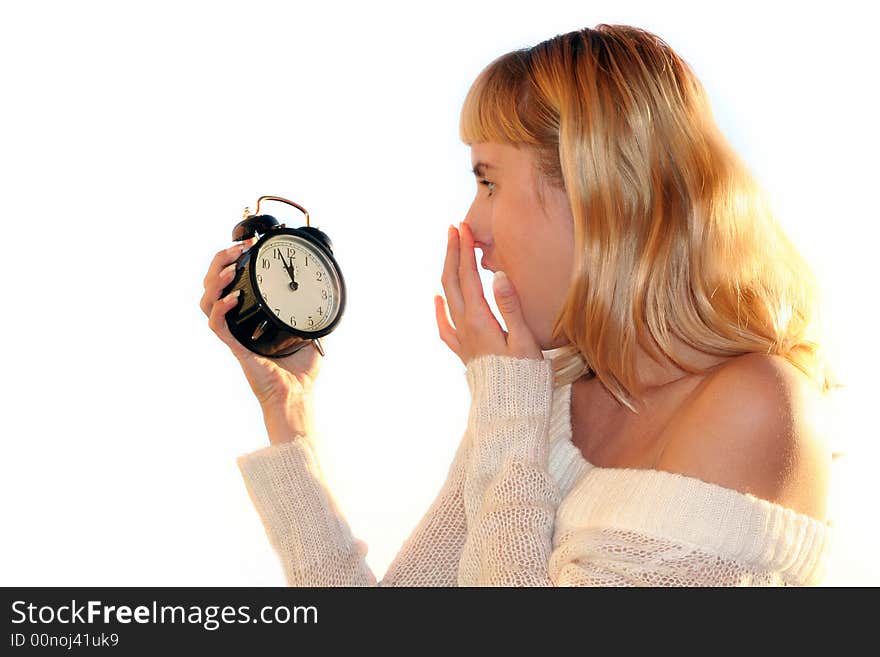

{"left": 236, "top": 352, "right": 833, "bottom": 586}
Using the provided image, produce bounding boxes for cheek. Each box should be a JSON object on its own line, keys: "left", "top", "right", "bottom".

{"left": 492, "top": 214, "right": 533, "bottom": 268}
{"left": 493, "top": 233, "right": 540, "bottom": 304}
{"left": 490, "top": 194, "right": 561, "bottom": 289}
{"left": 497, "top": 228, "right": 570, "bottom": 306}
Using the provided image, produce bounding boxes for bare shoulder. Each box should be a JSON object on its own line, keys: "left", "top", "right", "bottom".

{"left": 657, "top": 352, "right": 832, "bottom": 522}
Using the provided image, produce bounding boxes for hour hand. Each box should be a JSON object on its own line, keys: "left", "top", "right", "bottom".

{"left": 279, "top": 253, "right": 298, "bottom": 290}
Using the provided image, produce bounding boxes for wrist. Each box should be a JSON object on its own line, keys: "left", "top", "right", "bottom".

{"left": 465, "top": 354, "right": 552, "bottom": 420}
{"left": 261, "top": 391, "right": 315, "bottom": 446}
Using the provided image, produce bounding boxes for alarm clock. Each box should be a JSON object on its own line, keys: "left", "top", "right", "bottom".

{"left": 221, "top": 195, "right": 346, "bottom": 358}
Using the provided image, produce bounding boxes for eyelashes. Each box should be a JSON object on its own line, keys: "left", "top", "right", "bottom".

{"left": 479, "top": 179, "right": 496, "bottom": 196}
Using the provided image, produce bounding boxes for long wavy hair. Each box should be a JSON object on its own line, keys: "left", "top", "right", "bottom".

{"left": 459, "top": 24, "right": 841, "bottom": 411}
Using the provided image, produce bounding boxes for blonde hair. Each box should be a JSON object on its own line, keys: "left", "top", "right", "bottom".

{"left": 460, "top": 25, "right": 842, "bottom": 410}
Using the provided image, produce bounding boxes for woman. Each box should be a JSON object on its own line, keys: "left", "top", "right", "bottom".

{"left": 200, "top": 24, "right": 837, "bottom": 586}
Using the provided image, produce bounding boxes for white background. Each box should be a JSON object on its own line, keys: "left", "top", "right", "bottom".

{"left": 1, "top": 0, "right": 877, "bottom": 586}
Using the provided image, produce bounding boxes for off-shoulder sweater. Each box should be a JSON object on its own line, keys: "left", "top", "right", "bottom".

{"left": 235, "top": 351, "right": 833, "bottom": 586}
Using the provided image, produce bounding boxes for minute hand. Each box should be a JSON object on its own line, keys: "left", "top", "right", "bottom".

{"left": 278, "top": 253, "right": 298, "bottom": 290}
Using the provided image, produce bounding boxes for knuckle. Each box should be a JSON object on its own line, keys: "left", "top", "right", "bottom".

{"left": 208, "top": 303, "right": 223, "bottom": 325}
{"left": 465, "top": 313, "right": 486, "bottom": 331}
{"left": 210, "top": 318, "right": 226, "bottom": 337}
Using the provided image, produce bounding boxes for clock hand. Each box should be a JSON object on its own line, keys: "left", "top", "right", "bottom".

{"left": 278, "top": 252, "right": 298, "bottom": 291}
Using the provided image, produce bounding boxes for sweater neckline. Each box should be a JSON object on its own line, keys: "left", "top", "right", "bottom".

{"left": 549, "top": 376, "right": 832, "bottom": 583}
{"left": 551, "top": 377, "right": 833, "bottom": 530}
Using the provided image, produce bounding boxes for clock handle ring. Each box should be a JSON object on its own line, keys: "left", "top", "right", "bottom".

{"left": 253, "top": 196, "right": 311, "bottom": 227}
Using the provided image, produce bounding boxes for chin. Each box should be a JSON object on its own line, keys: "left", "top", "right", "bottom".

{"left": 531, "top": 320, "right": 569, "bottom": 352}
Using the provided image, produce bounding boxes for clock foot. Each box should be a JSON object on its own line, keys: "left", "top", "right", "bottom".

{"left": 251, "top": 320, "right": 268, "bottom": 341}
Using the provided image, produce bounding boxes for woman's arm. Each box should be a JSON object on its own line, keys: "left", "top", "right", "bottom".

{"left": 457, "top": 354, "right": 559, "bottom": 586}
{"left": 237, "top": 396, "right": 471, "bottom": 586}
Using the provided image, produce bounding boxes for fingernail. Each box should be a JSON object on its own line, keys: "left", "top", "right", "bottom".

{"left": 493, "top": 270, "right": 510, "bottom": 293}
{"left": 228, "top": 289, "right": 241, "bottom": 301}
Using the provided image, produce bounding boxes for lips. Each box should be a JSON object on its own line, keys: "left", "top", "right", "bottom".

{"left": 480, "top": 256, "right": 497, "bottom": 272}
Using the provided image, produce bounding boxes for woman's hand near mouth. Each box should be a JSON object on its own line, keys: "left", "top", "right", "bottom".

{"left": 434, "top": 221, "right": 542, "bottom": 367}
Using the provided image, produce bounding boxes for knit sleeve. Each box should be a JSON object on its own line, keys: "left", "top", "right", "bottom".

{"left": 236, "top": 426, "right": 471, "bottom": 587}
{"left": 457, "top": 353, "right": 560, "bottom": 586}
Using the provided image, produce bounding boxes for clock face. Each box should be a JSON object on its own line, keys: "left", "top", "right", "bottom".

{"left": 253, "top": 233, "right": 340, "bottom": 332}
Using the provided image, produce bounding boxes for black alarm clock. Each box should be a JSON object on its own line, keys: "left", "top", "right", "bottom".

{"left": 221, "top": 195, "right": 346, "bottom": 358}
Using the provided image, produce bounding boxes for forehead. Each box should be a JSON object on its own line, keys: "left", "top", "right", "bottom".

{"left": 470, "top": 142, "right": 529, "bottom": 169}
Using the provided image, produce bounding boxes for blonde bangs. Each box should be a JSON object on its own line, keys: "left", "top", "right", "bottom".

{"left": 459, "top": 50, "right": 546, "bottom": 147}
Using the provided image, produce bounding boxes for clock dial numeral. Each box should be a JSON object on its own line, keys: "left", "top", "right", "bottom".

{"left": 255, "top": 235, "right": 337, "bottom": 332}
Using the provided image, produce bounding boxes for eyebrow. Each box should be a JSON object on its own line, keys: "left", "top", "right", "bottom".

{"left": 471, "top": 161, "right": 496, "bottom": 177}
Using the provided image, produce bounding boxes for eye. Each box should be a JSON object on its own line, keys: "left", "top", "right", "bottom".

{"left": 479, "top": 179, "right": 496, "bottom": 196}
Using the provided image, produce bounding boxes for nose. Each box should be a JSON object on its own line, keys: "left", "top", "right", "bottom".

{"left": 463, "top": 202, "right": 489, "bottom": 249}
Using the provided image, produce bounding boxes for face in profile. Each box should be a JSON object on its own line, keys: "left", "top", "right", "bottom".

{"left": 464, "top": 142, "right": 575, "bottom": 349}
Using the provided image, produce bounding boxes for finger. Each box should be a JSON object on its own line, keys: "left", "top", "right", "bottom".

{"left": 199, "top": 261, "right": 238, "bottom": 317}
{"left": 457, "top": 222, "right": 489, "bottom": 311}
{"left": 202, "top": 237, "right": 256, "bottom": 289}
{"left": 441, "top": 224, "right": 465, "bottom": 323}
{"left": 201, "top": 237, "right": 258, "bottom": 316}
{"left": 434, "top": 294, "right": 461, "bottom": 356}
{"left": 491, "top": 270, "right": 532, "bottom": 352}
{"left": 208, "top": 289, "right": 251, "bottom": 360}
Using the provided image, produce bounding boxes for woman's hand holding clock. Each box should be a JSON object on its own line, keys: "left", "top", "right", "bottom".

{"left": 434, "top": 222, "right": 542, "bottom": 366}
{"left": 200, "top": 238, "right": 320, "bottom": 443}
